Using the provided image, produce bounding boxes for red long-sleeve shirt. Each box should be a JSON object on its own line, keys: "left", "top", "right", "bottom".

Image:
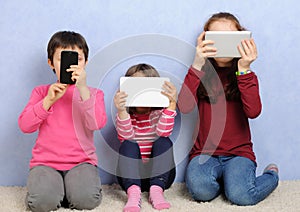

{"left": 178, "top": 66, "right": 262, "bottom": 162}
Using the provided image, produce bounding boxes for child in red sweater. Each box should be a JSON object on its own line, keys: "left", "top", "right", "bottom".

{"left": 178, "top": 12, "right": 279, "bottom": 206}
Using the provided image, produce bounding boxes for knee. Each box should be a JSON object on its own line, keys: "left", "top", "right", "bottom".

{"left": 27, "top": 192, "right": 63, "bottom": 212}
{"left": 185, "top": 172, "right": 220, "bottom": 202}
{"left": 119, "top": 140, "right": 140, "bottom": 157}
{"left": 153, "top": 137, "right": 173, "bottom": 151}
{"left": 185, "top": 167, "right": 220, "bottom": 202}
{"left": 68, "top": 189, "right": 102, "bottom": 210}
{"left": 225, "top": 187, "right": 256, "bottom": 206}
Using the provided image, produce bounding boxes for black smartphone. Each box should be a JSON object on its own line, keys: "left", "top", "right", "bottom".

{"left": 60, "top": 51, "right": 78, "bottom": 84}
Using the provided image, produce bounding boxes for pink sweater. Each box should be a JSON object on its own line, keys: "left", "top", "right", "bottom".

{"left": 18, "top": 84, "right": 107, "bottom": 170}
{"left": 116, "top": 109, "right": 176, "bottom": 161}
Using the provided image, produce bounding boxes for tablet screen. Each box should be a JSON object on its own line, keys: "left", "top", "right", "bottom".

{"left": 205, "top": 31, "right": 252, "bottom": 58}
{"left": 120, "top": 77, "right": 170, "bottom": 107}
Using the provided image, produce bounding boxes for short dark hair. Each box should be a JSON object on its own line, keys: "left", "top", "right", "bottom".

{"left": 47, "top": 31, "right": 89, "bottom": 64}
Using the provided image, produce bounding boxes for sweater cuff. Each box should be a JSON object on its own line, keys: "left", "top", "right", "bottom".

{"left": 163, "top": 108, "right": 177, "bottom": 117}
{"left": 33, "top": 100, "right": 52, "bottom": 120}
{"left": 116, "top": 114, "right": 131, "bottom": 124}
{"left": 236, "top": 71, "right": 255, "bottom": 80}
{"left": 78, "top": 92, "right": 96, "bottom": 111}
{"left": 189, "top": 66, "right": 205, "bottom": 78}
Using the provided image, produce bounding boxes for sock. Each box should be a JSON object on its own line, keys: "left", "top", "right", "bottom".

{"left": 123, "top": 185, "right": 141, "bottom": 212}
{"left": 149, "top": 185, "right": 171, "bottom": 210}
{"left": 264, "top": 163, "right": 279, "bottom": 174}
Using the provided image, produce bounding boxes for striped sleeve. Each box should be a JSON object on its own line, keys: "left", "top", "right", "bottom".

{"left": 155, "top": 109, "right": 176, "bottom": 137}
{"left": 116, "top": 115, "right": 134, "bottom": 141}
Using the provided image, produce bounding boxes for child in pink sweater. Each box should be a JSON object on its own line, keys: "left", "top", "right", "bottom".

{"left": 18, "top": 31, "right": 107, "bottom": 211}
{"left": 114, "top": 64, "right": 177, "bottom": 212}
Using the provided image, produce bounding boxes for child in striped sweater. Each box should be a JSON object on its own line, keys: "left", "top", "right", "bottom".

{"left": 114, "top": 64, "right": 177, "bottom": 212}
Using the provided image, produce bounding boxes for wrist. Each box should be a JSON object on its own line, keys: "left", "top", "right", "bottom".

{"left": 236, "top": 69, "right": 252, "bottom": 76}
{"left": 78, "top": 85, "right": 90, "bottom": 101}
{"left": 118, "top": 110, "right": 129, "bottom": 120}
{"left": 43, "top": 96, "right": 54, "bottom": 111}
{"left": 192, "top": 57, "right": 205, "bottom": 71}
{"left": 167, "top": 101, "right": 177, "bottom": 110}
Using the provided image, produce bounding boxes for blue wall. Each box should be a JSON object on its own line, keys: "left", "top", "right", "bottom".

{"left": 1, "top": 0, "right": 299, "bottom": 186}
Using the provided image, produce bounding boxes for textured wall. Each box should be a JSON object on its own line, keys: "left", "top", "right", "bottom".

{"left": 1, "top": 0, "right": 299, "bottom": 186}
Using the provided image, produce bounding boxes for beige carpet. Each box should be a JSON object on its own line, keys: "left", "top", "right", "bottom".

{"left": 1, "top": 181, "right": 299, "bottom": 212}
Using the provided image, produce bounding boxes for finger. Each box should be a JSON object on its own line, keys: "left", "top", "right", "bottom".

{"left": 69, "top": 65, "right": 79, "bottom": 68}
{"left": 250, "top": 38, "right": 257, "bottom": 51}
{"left": 202, "top": 45, "right": 217, "bottom": 54}
{"left": 237, "top": 45, "right": 246, "bottom": 58}
{"left": 197, "top": 31, "right": 206, "bottom": 45}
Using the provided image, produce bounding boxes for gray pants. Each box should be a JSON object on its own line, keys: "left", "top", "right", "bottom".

{"left": 26, "top": 163, "right": 102, "bottom": 212}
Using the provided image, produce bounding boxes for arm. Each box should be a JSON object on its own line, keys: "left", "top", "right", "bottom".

{"left": 155, "top": 109, "right": 177, "bottom": 137}
{"left": 237, "top": 72, "right": 262, "bottom": 118}
{"left": 115, "top": 115, "right": 135, "bottom": 141}
{"left": 77, "top": 88, "right": 107, "bottom": 130}
{"left": 178, "top": 31, "right": 215, "bottom": 113}
{"left": 18, "top": 86, "right": 52, "bottom": 133}
{"left": 237, "top": 38, "right": 261, "bottom": 118}
{"left": 177, "top": 66, "right": 205, "bottom": 113}
{"left": 113, "top": 90, "right": 134, "bottom": 140}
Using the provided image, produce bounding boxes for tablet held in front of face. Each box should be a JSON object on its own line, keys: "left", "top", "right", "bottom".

{"left": 205, "top": 31, "right": 252, "bottom": 58}
{"left": 120, "top": 77, "right": 170, "bottom": 107}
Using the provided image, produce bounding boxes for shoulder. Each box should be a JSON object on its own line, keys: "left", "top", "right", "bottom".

{"left": 32, "top": 84, "right": 51, "bottom": 94}
{"left": 88, "top": 86, "right": 104, "bottom": 95}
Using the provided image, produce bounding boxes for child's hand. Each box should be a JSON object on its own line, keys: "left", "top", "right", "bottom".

{"left": 237, "top": 38, "right": 257, "bottom": 71}
{"left": 114, "top": 91, "right": 129, "bottom": 119}
{"left": 161, "top": 81, "right": 177, "bottom": 110}
{"left": 114, "top": 91, "right": 128, "bottom": 111}
{"left": 67, "top": 65, "right": 91, "bottom": 101}
{"left": 67, "top": 65, "right": 87, "bottom": 88}
{"left": 192, "top": 31, "right": 217, "bottom": 70}
{"left": 43, "top": 83, "right": 68, "bottom": 110}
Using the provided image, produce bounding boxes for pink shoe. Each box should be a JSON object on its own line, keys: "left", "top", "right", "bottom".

{"left": 149, "top": 185, "right": 171, "bottom": 210}
{"left": 123, "top": 185, "right": 141, "bottom": 212}
{"left": 263, "top": 163, "right": 279, "bottom": 174}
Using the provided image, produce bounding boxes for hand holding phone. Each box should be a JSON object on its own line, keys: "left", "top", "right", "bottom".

{"left": 60, "top": 51, "right": 78, "bottom": 84}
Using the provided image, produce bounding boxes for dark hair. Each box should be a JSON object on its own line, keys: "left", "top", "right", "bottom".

{"left": 204, "top": 12, "right": 246, "bottom": 31}
{"left": 197, "top": 12, "right": 245, "bottom": 103}
{"left": 47, "top": 31, "right": 89, "bottom": 65}
{"left": 124, "top": 63, "right": 161, "bottom": 114}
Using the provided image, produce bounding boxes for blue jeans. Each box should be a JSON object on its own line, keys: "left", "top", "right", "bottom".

{"left": 185, "top": 155, "right": 279, "bottom": 206}
{"left": 117, "top": 137, "right": 176, "bottom": 192}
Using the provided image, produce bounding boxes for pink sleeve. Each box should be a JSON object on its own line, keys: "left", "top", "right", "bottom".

{"left": 78, "top": 89, "right": 107, "bottom": 130}
{"left": 18, "top": 87, "right": 52, "bottom": 133}
{"left": 155, "top": 109, "right": 176, "bottom": 137}
{"left": 116, "top": 115, "right": 134, "bottom": 141}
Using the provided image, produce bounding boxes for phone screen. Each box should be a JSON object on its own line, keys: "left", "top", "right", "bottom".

{"left": 60, "top": 51, "right": 78, "bottom": 84}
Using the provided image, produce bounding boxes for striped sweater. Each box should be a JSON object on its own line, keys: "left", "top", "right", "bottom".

{"left": 116, "top": 109, "right": 176, "bottom": 161}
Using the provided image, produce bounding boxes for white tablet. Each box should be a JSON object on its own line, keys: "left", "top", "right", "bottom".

{"left": 205, "top": 31, "right": 252, "bottom": 58}
{"left": 120, "top": 77, "right": 170, "bottom": 107}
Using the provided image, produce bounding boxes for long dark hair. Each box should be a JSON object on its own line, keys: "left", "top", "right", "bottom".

{"left": 197, "top": 12, "right": 245, "bottom": 103}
